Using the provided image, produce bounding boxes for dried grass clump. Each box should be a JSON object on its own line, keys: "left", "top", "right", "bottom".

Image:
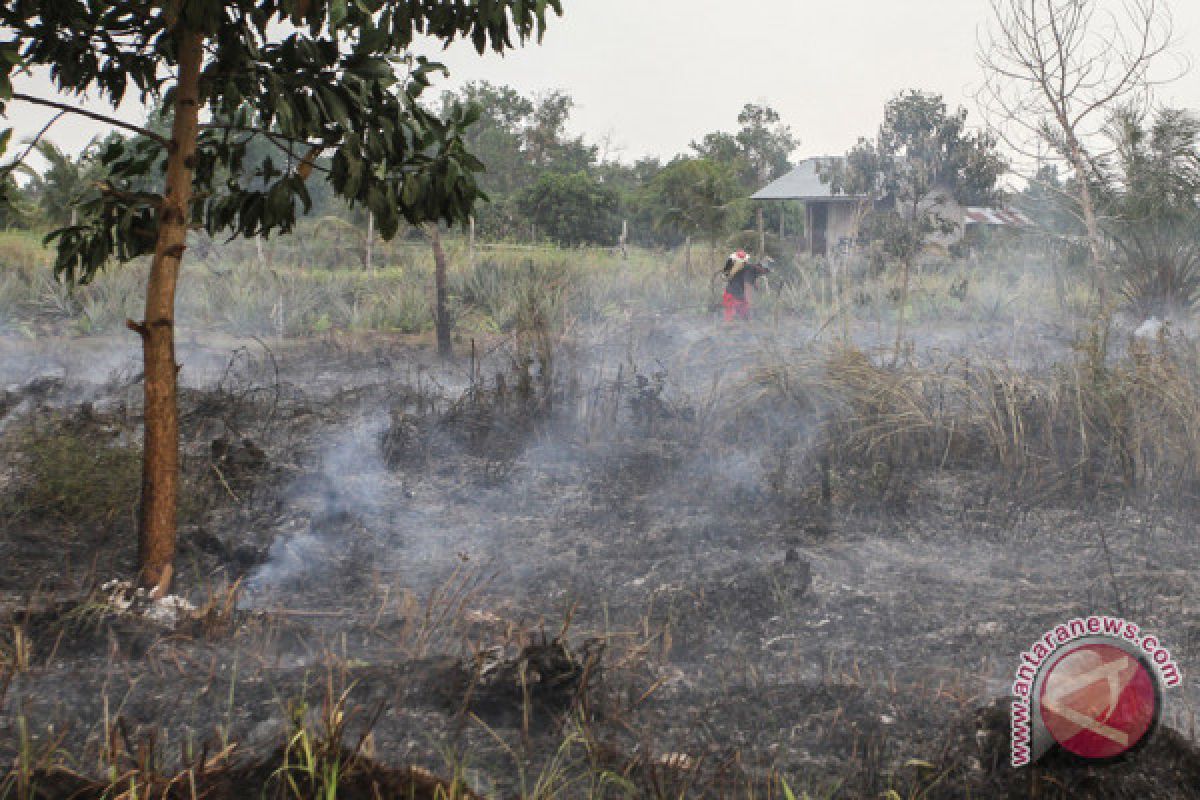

{"left": 738, "top": 330, "right": 1200, "bottom": 504}
{"left": 0, "top": 419, "right": 142, "bottom": 528}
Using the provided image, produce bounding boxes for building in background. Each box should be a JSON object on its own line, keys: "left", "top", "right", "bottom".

{"left": 754, "top": 157, "right": 1033, "bottom": 258}
{"left": 752, "top": 157, "right": 866, "bottom": 258}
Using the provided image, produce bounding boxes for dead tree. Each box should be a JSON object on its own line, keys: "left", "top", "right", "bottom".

{"left": 978, "top": 0, "right": 1183, "bottom": 305}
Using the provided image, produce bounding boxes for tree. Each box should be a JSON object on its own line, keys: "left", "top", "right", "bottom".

{"left": 438, "top": 83, "right": 598, "bottom": 241}
{"left": 692, "top": 103, "right": 798, "bottom": 246}
{"left": 692, "top": 103, "right": 797, "bottom": 189}
{"left": 827, "top": 91, "right": 1006, "bottom": 360}
{"left": 691, "top": 131, "right": 742, "bottom": 170}
{"left": 442, "top": 81, "right": 535, "bottom": 198}
{"left": 644, "top": 157, "right": 744, "bottom": 272}
{"left": 734, "top": 104, "right": 798, "bottom": 188}
{"left": 524, "top": 90, "right": 596, "bottom": 174}
{"left": 0, "top": 0, "right": 561, "bottom": 592}
{"left": 978, "top": 0, "right": 1182, "bottom": 303}
{"left": 515, "top": 171, "right": 619, "bottom": 247}
{"left": 23, "top": 139, "right": 107, "bottom": 227}
{"left": 425, "top": 223, "right": 453, "bottom": 358}
{"left": 1100, "top": 107, "right": 1200, "bottom": 313}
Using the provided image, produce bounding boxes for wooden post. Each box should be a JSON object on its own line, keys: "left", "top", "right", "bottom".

{"left": 468, "top": 215, "right": 476, "bottom": 269}
{"left": 619, "top": 219, "right": 628, "bottom": 259}
{"left": 364, "top": 211, "right": 375, "bottom": 271}
{"left": 805, "top": 204, "right": 813, "bottom": 258}
{"left": 757, "top": 205, "right": 766, "bottom": 259}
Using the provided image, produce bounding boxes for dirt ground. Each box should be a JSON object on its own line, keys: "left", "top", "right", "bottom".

{"left": 2, "top": 316, "right": 1200, "bottom": 798}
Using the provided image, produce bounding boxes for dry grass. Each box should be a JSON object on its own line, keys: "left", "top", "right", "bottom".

{"left": 0, "top": 419, "right": 142, "bottom": 529}
{"left": 737, "top": 325, "right": 1200, "bottom": 506}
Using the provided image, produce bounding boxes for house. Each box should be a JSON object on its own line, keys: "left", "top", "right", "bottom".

{"left": 754, "top": 157, "right": 1032, "bottom": 256}
{"left": 751, "top": 157, "right": 867, "bottom": 258}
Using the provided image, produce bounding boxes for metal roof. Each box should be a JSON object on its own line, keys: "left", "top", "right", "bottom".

{"left": 964, "top": 207, "right": 1034, "bottom": 226}
{"left": 751, "top": 157, "right": 863, "bottom": 201}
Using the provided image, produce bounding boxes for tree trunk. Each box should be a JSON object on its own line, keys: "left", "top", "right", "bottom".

{"left": 254, "top": 236, "right": 267, "bottom": 270}
{"left": 427, "top": 224, "right": 452, "bottom": 359}
{"left": 131, "top": 23, "right": 205, "bottom": 594}
{"left": 892, "top": 256, "right": 912, "bottom": 367}
{"left": 1061, "top": 130, "right": 1108, "bottom": 306}
{"left": 1074, "top": 158, "right": 1108, "bottom": 305}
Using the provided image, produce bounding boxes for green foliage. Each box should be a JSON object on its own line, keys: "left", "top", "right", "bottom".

{"left": 828, "top": 90, "right": 1007, "bottom": 265}
{"left": 439, "top": 82, "right": 599, "bottom": 240}
{"left": 1101, "top": 107, "right": 1200, "bottom": 314}
{"left": 642, "top": 157, "right": 745, "bottom": 249}
{"left": 692, "top": 103, "right": 798, "bottom": 189}
{"left": 515, "top": 171, "right": 619, "bottom": 247}
{"left": 0, "top": 0, "right": 562, "bottom": 283}
{"left": 1016, "top": 164, "right": 1085, "bottom": 237}
{"left": 20, "top": 139, "right": 111, "bottom": 228}
{"left": 692, "top": 103, "right": 799, "bottom": 236}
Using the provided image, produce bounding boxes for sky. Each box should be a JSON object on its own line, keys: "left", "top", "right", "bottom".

{"left": 8, "top": 0, "right": 1200, "bottom": 167}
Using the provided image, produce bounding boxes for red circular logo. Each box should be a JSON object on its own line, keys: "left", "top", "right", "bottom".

{"left": 1038, "top": 643, "right": 1159, "bottom": 760}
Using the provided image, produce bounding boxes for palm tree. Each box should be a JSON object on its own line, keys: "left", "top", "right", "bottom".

{"left": 1101, "top": 108, "right": 1200, "bottom": 314}
{"left": 26, "top": 139, "right": 106, "bottom": 227}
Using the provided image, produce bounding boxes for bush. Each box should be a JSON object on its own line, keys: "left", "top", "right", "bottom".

{"left": 515, "top": 171, "right": 621, "bottom": 247}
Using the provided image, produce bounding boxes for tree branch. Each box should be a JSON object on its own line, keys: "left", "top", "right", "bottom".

{"left": 10, "top": 93, "right": 168, "bottom": 146}
{"left": 0, "top": 110, "right": 66, "bottom": 182}
{"left": 200, "top": 123, "right": 331, "bottom": 175}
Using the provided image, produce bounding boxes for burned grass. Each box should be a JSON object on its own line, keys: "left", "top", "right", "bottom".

{"left": 4, "top": 327, "right": 1200, "bottom": 797}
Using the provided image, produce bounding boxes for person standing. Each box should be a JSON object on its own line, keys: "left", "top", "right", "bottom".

{"left": 721, "top": 249, "right": 771, "bottom": 322}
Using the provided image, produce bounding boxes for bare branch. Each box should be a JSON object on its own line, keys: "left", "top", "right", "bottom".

{"left": 9, "top": 93, "right": 169, "bottom": 146}
{"left": 0, "top": 110, "right": 66, "bottom": 182}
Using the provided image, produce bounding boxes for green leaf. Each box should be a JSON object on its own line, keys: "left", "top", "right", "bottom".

{"left": 329, "top": 0, "right": 348, "bottom": 28}
{"left": 349, "top": 57, "right": 394, "bottom": 82}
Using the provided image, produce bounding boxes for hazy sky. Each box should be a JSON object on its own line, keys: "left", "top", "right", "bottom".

{"left": 8, "top": 0, "right": 1200, "bottom": 166}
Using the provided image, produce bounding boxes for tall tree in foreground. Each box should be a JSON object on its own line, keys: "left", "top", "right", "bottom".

{"left": 978, "top": 0, "right": 1181, "bottom": 304}
{"left": 0, "top": 0, "right": 561, "bottom": 592}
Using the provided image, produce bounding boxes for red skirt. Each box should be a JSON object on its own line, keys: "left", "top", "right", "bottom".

{"left": 722, "top": 291, "right": 750, "bottom": 321}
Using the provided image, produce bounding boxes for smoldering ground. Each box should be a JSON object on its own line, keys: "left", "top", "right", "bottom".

{"left": 4, "top": 277, "right": 1200, "bottom": 797}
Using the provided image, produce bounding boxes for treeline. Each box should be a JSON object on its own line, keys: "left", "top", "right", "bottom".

{"left": 9, "top": 81, "right": 1200, "bottom": 315}
{"left": 2, "top": 83, "right": 803, "bottom": 253}
{"left": 442, "top": 84, "right": 802, "bottom": 252}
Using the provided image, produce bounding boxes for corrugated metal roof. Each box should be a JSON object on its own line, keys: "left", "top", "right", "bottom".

{"left": 964, "top": 207, "right": 1034, "bottom": 226}
{"left": 752, "top": 157, "right": 863, "bottom": 201}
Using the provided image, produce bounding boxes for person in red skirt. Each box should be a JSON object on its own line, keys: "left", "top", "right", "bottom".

{"left": 722, "top": 249, "right": 771, "bottom": 322}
